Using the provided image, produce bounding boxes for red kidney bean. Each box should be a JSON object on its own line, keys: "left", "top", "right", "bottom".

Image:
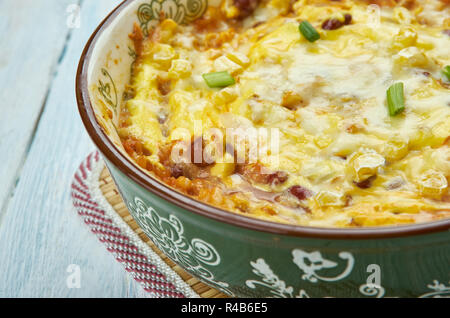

{"left": 170, "top": 165, "right": 184, "bottom": 178}
{"left": 289, "top": 185, "right": 313, "bottom": 201}
{"left": 233, "top": 0, "right": 260, "bottom": 19}
{"left": 267, "top": 171, "right": 288, "bottom": 186}
{"left": 322, "top": 14, "right": 352, "bottom": 30}
{"left": 322, "top": 18, "right": 344, "bottom": 30}
{"left": 236, "top": 163, "right": 288, "bottom": 186}
{"left": 355, "top": 176, "right": 376, "bottom": 189}
{"left": 344, "top": 14, "right": 352, "bottom": 25}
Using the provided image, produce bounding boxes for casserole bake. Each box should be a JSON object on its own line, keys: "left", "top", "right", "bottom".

{"left": 119, "top": 0, "right": 450, "bottom": 227}
{"left": 77, "top": 0, "right": 450, "bottom": 297}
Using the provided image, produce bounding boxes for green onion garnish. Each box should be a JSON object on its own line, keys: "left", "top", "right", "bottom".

{"left": 386, "top": 82, "right": 405, "bottom": 116}
{"left": 442, "top": 65, "right": 450, "bottom": 81}
{"left": 202, "top": 71, "right": 235, "bottom": 88}
{"left": 299, "top": 21, "right": 320, "bottom": 42}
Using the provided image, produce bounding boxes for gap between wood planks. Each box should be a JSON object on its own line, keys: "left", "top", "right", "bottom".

{"left": 0, "top": 0, "right": 84, "bottom": 225}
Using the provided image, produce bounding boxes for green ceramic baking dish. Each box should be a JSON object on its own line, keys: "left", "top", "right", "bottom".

{"left": 76, "top": 0, "right": 450, "bottom": 297}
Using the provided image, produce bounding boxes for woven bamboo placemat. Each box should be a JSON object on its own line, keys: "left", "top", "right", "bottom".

{"left": 98, "top": 167, "right": 228, "bottom": 298}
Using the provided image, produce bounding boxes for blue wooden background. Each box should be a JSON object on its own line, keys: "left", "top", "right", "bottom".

{"left": 0, "top": 0, "right": 147, "bottom": 297}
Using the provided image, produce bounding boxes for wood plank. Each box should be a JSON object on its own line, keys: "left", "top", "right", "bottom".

{"left": 0, "top": 0, "right": 147, "bottom": 297}
{"left": 0, "top": 0, "right": 75, "bottom": 214}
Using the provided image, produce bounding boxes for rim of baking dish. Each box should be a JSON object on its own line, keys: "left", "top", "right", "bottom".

{"left": 76, "top": 0, "right": 450, "bottom": 240}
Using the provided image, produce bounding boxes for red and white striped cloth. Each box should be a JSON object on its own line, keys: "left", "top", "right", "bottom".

{"left": 70, "top": 152, "right": 199, "bottom": 298}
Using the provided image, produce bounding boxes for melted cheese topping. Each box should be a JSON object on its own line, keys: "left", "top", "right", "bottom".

{"left": 120, "top": 0, "right": 450, "bottom": 227}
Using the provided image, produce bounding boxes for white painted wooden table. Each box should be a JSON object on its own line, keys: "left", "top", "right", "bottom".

{"left": 0, "top": 0, "right": 148, "bottom": 297}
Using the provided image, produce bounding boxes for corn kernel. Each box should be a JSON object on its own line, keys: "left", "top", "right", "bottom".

{"left": 168, "top": 59, "right": 192, "bottom": 79}
{"left": 315, "top": 191, "right": 346, "bottom": 207}
{"left": 222, "top": 0, "right": 239, "bottom": 19}
{"left": 409, "top": 127, "right": 433, "bottom": 150}
{"left": 213, "top": 55, "right": 243, "bottom": 75}
{"left": 430, "top": 120, "right": 450, "bottom": 147}
{"left": 382, "top": 137, "right": 408, "bottom": 162}
{"left": 392, "top": 27, "right": 417, "bottom": 51}
{"left": 268, "top": 0, "right": 291, "bottom": 13}
{"left": 213, "top": 86, "right": 238, "bottom": 105}
{"left": 350, "top": 151, "right": 385, "bottom": 183}
{"left": 314, "top": 135, "right": 333, "bottom": 149}
{"left": 226, "top": 52, "right": 250, "bottom": 67}
{"left": 281, "top": 91, "right": 304, "bottom": 110}
{"left": 159, "top": 19, "right": 178, "bottom": 42}
{"left": 211, "top": 154, "right": 236, "bottom": 178}
{"left": 394, "top": 46, "right": 428, "bottom": 68}
{"left": 417, "top": 170, "right": 448, "bottom": 198}
{"left": 152, "top": 44, "right": 177, "bottom": 69}
{"left": 393, "top": 7, "right": 412, "bottom": 25}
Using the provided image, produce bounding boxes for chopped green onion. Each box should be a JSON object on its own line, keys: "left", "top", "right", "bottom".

{"left": 299, "top": 21, "right": 320, "bottom": 42}
{"left": 202, "top": 71, "right": 235, "bottom": 88}
{"left": 442, "top": 65, "right": 450, "bottom": 81}
{"left": 386, "top": 82, "right": 405, "bottom": 116}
